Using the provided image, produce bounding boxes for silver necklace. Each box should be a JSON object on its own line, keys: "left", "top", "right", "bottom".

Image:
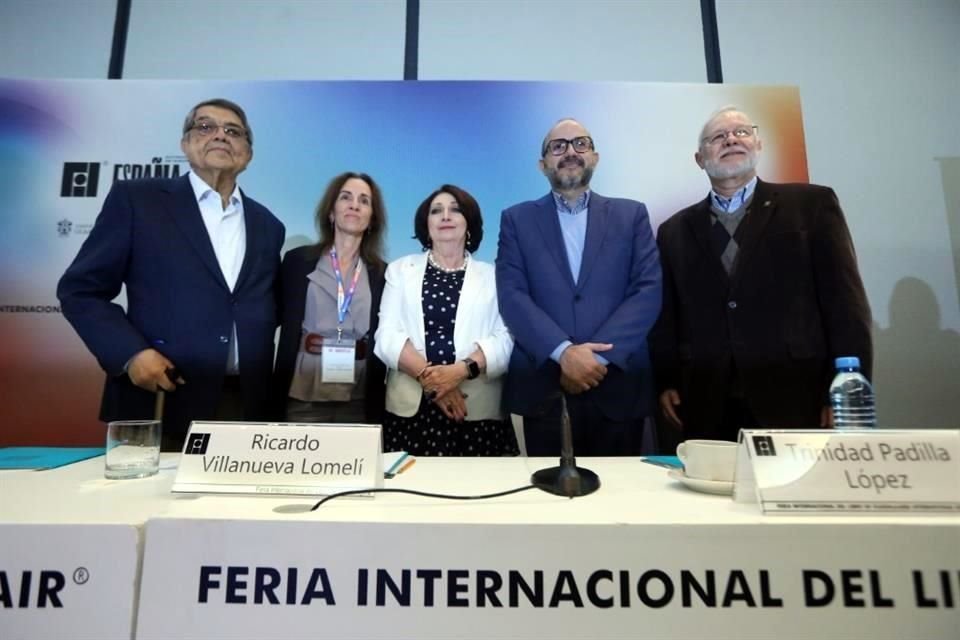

{"left": 428, "top": 250, "right": 469, "bottom": 273}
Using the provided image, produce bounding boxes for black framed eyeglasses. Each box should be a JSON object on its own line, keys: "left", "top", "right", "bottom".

{"left": 543, "top": 136, "right": 594, "bottom": 157}
{"left": 189, "top": 120, "right": 249, "bottom": 141}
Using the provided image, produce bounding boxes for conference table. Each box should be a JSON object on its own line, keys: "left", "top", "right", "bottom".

{"left": 2, "top": 453, "right": 957, "bottom": 639}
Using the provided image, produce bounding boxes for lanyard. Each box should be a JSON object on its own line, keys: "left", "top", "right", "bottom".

{"left": 329, "top": 248, "right": 362, "bottom": 342}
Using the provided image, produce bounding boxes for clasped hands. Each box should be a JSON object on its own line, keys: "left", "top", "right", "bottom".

{"left": 559, "top": 342, "right": 612, "bottom": 395}
{"left": 419, "top": 362, "right": 469, "bottom": 422}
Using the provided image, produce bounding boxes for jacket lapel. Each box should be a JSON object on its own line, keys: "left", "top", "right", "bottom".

{"left": 167, "top": 175, "right": 229, "bottom": 290}
{"left": 576, "top": 193, "right": 609, "bottom": 291}
{"left": 532, "top": 194, "right": 576, "bottom": 289}
{"left": 234, "top": 190, "right": 264, "bottom": 293}
{"left": 408, "top": 253, "right": 428, "bottom": 352}
{"left": 729, "top": 179, "right": 776, "bottom": 288}
{"left": 685, "top": 195, "right": 730, "bottom": 288}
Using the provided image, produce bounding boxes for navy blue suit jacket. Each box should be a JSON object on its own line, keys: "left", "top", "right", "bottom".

{"left": 57, "top": 175, "right": 285, "bottom": 441}
{"left": 496, "top": 192, "right": 662, "bottom": 420}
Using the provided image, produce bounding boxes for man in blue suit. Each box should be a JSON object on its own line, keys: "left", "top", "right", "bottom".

{"left": 496, "top": 118, "right": 662, "bottom": 456}
{"left": 58, "top": 98, "right": 285, "bottom": 450}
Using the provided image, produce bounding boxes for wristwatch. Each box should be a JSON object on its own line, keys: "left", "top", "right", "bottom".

{"left": 462, "top": 357, "right": 480, "bottom": 380}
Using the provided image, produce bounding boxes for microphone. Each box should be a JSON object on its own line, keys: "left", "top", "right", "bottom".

{"left": 531, "top": 393, "right": 600, "bottom": 497}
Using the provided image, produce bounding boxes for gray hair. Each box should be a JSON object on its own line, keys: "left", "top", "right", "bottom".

{"left": 181, "top": 98, "right": 253, "bottom": 146}
{"left": 698, "top": 105, "right": 755, "bottom": 149}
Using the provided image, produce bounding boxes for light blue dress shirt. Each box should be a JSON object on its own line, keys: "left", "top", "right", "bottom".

{"left": 547, "top": 191, "right": 609, "bottom": 366}
{"left": 711, "top": 176, "right": 758, "bottom": 213}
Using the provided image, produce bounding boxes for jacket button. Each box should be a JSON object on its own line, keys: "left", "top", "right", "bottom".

{"left": 219, "top": 335, "right": 229, "bottom": 343}
{"left": 727, "top": 301, "right": 737, "bottom": 309}
{"left": 574, "top": 294, "right": 582, "bottom": 302}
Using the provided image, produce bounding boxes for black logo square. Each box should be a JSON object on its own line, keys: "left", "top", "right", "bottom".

{"left": 60, "top": 162, "right": 100, "bottom": 197}
{"left": 185, "top": 432, "right": 210, "bottom": 455}
{"left": 752, "top": 435, "right": 777, "bottom": 456}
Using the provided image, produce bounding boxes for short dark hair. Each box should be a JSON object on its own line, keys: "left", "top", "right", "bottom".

{"left": 314, "top": 172, "right": 387, "bottom": 270}
{"left": 182, "top": 98, "right": 253, "bottom": 146}
{"left": 413, "top": 184, "right": 484, "bottom": 252}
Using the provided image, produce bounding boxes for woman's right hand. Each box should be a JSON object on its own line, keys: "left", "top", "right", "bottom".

{"left": 434, "top": 388, "right": 468, "bottom": 422}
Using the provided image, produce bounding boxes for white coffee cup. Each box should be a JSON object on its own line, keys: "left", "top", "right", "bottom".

{"left": 676, "top": 439, "right": 738, "bottom": 482}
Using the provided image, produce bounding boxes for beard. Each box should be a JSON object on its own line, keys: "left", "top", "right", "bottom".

{"left": 703, "top": 149, "right": 758, "bottom": 180}
{"left": 547, "top": 156, "right": 594, "bottom": 191}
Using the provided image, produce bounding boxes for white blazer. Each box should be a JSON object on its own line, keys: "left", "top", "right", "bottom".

{"left": 374, "top": 253, "right": 513, "bottom": 419}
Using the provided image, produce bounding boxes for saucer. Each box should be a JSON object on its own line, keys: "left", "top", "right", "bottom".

{"left": 668, "top": 468, "right": 734, "bottom": 495}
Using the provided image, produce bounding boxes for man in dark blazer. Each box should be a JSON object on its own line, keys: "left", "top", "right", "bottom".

{"left": 58, "top": 98, "right": 285, "bottom": 450}
{"left": 650, "top": 106, "right": 872, "bottom": 443}
{"left": 496, "top": 118, "right": 662, "bottom": 456}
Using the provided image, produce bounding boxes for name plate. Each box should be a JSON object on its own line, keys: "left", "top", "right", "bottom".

{"left": 733, "top": 429, "right": 960, "bottom": 514}
{"left": 171, "top": 422, "right": 383, "bottom": 496}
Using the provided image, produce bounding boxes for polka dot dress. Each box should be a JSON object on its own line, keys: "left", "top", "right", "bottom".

{"left": 383, "top": 261, "right": 519, "bottom": 456}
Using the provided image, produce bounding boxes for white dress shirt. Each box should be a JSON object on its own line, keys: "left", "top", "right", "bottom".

{"left": 188, "top": 171, "right": 246, "bottom": 374}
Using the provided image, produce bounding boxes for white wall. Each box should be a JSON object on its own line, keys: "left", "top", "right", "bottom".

{"left": 0, "top": 0, "right": 116, "bottom": 78}
{"left": 419, "top": 0, "right": 705, "bottom": 81}
{"left": 124, "top": 0, "right": 406, "bottom": 79}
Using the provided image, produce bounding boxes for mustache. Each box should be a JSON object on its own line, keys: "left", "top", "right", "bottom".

{"left": 558, "top": 156, "right": 585, "bottom": 169}
{"left": 719, "top": 145, "right": 747, "bottom": 157}
{"left": 557, "top": 156, "right": 586, "bottom": 169}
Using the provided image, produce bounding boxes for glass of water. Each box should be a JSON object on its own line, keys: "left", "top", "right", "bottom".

{"left": 105, "top": 420, "right": 162, "bottom": 479}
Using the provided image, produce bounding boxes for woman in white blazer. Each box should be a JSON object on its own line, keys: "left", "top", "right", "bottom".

{"left": 374, "top": 185, "right": 518, "bottom": 456}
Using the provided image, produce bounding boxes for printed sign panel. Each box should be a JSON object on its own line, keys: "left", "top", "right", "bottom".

{"left": 0, "top": 524, "right": 139, "bottom": 639}
{"left": 135, "top": 518, "right": 958, "bottom": 639}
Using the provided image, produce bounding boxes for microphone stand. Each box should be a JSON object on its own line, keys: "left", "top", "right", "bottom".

{"left": 531, "top": 394, "right": 600, "bottom": 497}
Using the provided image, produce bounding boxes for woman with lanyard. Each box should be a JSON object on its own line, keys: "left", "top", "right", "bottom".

{"left": 375, "top": 184, "right": 517, "bottom": 456}
{"left": 274, "top": 172, "right": 388, "bottom": 424}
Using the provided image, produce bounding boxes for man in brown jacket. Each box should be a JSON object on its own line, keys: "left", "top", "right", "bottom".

{"left": 650, "top": 106, "right": 872, "bottom": 442}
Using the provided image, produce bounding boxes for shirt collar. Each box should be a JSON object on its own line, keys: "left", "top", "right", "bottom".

{"left": 188, "top": 170, "right": 242, "bottom": 207}
{"left": 710, "top": 176, "right": 758, "bottom": 214}
{"left": 552, "top": 190, "right": 591, "bottom": 215}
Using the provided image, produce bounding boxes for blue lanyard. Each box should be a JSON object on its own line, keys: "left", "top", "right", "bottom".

{"left": 329, "top": 248, "right": 361, "bottom": 341}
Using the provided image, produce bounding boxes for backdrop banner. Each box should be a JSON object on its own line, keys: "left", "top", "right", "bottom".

{"left": 0, "top": 80, "right": 807, "bottom": 445}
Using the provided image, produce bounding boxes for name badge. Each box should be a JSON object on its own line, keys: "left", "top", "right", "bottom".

{"left": 733, "top": 429, "right": 960, "bottom": 515}
{"left": 172, "top": 422, "right": 383, "bottom": 496}
{"left": 322, "top": 339, "right": 356, "bottom": 383}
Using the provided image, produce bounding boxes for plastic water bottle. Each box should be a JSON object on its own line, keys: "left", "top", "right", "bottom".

{"left": 829, "top": 356, "right": 876, "bottom": 429}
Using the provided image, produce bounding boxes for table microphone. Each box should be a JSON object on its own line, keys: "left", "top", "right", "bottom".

{"left": 531, "top": 393, "right": 600, "bottom": 497}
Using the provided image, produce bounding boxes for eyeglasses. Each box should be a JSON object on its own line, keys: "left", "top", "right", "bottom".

{"left": 544, "top": 136, "right": 594, "bottom": 157}
{"left": 701, "top": 125, "right": 758, "bottom": 147}
{"left": 189, "top": 120, "right": 249, "bottom": 141}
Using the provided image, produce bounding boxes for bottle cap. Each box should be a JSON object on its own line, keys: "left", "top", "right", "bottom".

{"left": 835, "top": 356, "right": 860, "bottom": 369}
